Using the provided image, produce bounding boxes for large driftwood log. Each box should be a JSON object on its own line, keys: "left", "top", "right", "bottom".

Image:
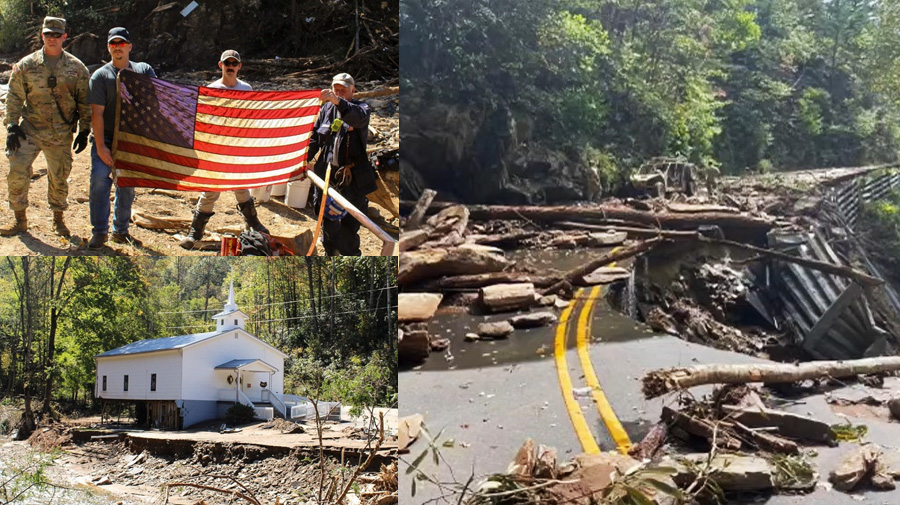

{"left": 399, "top": 202, "right": 776, "bottom": 238}
{"left": 399, "top": 247, "right": 513, "bottom": 286}
{"left": 419, "top": 272, "right": 560, "bottom": 290}
{"left": 541, "top": 238, "right": 663, "bottom": 296}
{"left": 643, "top": 356, "right": 900, "bottom": 398}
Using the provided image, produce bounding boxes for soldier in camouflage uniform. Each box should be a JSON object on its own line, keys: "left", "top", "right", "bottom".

{"left": 2, "top": 16, "right": 91, "bottom": 237}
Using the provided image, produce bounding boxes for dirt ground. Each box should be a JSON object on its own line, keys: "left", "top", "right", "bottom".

{"left": 0, "top": 69, "right": 400, "bottom": 257}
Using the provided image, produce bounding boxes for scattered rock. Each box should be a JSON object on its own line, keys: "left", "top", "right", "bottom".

{"left": 398, "top": 293, "right": 443, "bottom": 322}
{"left": 481, "top": 283, "right": 536, "bottom": 313}
{"left": 508, "top": 311, "right": 558, "bottom": 329}
{"left": 580, "top": 266, "right": 631, "bottom": 285}
{"left": 829, "top": 443, "right": 895, "bottom": 492}
{"left": 477, "top": 321, "right": 515, "bottom": 339}
{"left": 888, "top": 398, "right": 900, "bottom": 421}
{"left": 676, "top": 454, "right": 774, "bottom": 491}
{"left": 463, "top": 333, "right": 480, "bottom": 342}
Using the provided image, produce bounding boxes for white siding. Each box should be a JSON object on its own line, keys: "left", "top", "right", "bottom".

{"left": 181, "top": 330, "right": 286, "bottom": 402}
{"left": 95, "top": 350, "right": 183, "bottom": 400}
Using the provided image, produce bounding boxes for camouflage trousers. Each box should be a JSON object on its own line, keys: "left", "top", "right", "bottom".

{"left": 197, "top": 189, "right": 251, "bottom": 214}
{"left": 7, "top": 133, "right": 73, "bottom": 212}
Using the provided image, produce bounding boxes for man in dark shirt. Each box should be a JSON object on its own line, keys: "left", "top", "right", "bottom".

{"left": 307, "top": 73, "right": 377, "bottom": 256}
{"left": 86, "top": 27, "right": 156, "bottom": 248}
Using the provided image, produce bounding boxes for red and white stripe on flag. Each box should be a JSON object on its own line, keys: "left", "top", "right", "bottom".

{"left": 113, "top": 70, "right": 320, "bottom": 191}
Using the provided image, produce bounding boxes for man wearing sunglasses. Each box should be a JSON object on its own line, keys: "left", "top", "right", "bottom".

{"left": 86, "top": 27, "right": 156, "bottom": 248}
{"left": 180, "top": 49, "right": 269, "bottom": 250}
{"left": 2, "top": 16, "right": 91, "bottom": 237}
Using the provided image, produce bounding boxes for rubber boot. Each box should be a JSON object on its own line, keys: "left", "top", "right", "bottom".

{"left": 0, "top": 210, "right": 27, "bottom": 236}
{"left": 180, "top": 210, "right": 214, "bottom": 249}
{"left": 53, "top": 211, "right": 70, "bottom": 237}
{"left": 237, "top": 199, "right": 269, "bottom": 234}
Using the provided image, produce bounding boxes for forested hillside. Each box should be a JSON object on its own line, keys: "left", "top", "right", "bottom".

{"left": 402, "top": 0, "right": 900, "bottom": 202}
{"left": 0, "top": 257, "right": 397, "bottom": 431}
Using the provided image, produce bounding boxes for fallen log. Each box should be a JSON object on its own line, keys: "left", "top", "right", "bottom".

{"left": 418, "top": 272, "right": 560, "bottom": 291}
{"left": 643, "top": 356, "right": 900, "bottom": 398}
{"left": 399, "top": 201, "right": 776, "bottom": 239}
{"left": 132, "top": 211, "right": 190, "bottom": 230}
{"left": 541, "top": 238, "right": 663, "bottom": 296}
{"left": 406, "top": 189, "right": 436, "bottom": 231}
{"left": 557, "top": 222, "right": 701, "bottom": 239}
{"left": 731, "top": 421, "right": 799, "bottom": 454}
{"left": 661, "top": 406, "right": 741, "bottom": 450}
{"left": 355, "top": 86, "right": 399, "bottom": 98}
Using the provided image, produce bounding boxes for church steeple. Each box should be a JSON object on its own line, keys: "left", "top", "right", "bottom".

{"left": 212, "top": 279, "right": 248, "bottom": 331}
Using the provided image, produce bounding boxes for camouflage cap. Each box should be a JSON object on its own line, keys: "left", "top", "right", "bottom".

{"left": 42, "top": 17, "right": 66, "bottom": 35}
{"left": 219, "top": 49, "right": 241, "bottom": 62}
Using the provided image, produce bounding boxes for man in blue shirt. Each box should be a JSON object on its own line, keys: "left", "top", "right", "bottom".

{"left": 86, "top": 27, "right": 156, "bottom": 249}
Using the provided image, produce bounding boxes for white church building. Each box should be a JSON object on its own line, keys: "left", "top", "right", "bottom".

{"left": 95, "top": 282, "right": 305, "bottom": 429}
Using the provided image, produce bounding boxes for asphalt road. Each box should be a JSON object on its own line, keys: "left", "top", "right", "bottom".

{"left": 400, "top": 299, "right": 900, "bottom": 505}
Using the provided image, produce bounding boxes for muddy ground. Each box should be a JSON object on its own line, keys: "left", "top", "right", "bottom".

{"left": 6, "top": 415, "right": 398, "bottom": 505}
{"left": 0, "top": 67, "right": 400, "bottom": 256}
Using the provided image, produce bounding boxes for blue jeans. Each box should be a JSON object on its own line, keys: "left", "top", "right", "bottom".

{"left": 89, "top": 137, "right": 135, "bottom": 235}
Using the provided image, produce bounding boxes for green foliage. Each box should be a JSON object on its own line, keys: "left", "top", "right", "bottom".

{"left": 831, "top": 421, "right": 868, "bottom": 442}
{"left": 404, "top": 0, "right": 900, "bottom": 188}
{"left": 224, "top": 403, "right": 256, "bottom": 425}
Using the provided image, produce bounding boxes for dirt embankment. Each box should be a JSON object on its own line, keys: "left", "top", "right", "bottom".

{"left": 13, "top": 419, "right": 398, "bottom": 505}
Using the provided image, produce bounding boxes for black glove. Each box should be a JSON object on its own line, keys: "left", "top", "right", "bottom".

{"left": 72, "top": 130, "right": 90, "bottom": 154}
{"left": 6, "top": 125, "right": 25, "bottom": 153}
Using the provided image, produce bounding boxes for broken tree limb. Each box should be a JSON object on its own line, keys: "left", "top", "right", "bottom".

{"left": 355, "top": 86, "right": 399, "bottom": 98}
{"left": 643, "top": 356, "right": 900, "bottom": 398}
{"left": 406, "top": 189, "right": 437, "bottom": 231}
{"left": 661, "top": 406, "right": 741, "bottom": 450}
{"left": 700, "top": 236, "right": 883, "bottom": 287}
{"left": 418, "top": 272, "right": 560, "bottom": 291}
{"left": 557, "top": 221, "right": 701, "bottom": 239}
{"left": 541, "top": 238, "right": 663, "bottom": 296}
{"left": 399, "top": 201, "right": 776, "bottom": 239}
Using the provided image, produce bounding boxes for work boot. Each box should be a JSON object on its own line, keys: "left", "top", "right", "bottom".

{"left": 237, "top": 199, "right": 269, "bottom": 234}
{"left": 53, "top": 211, "right": 70, "bottom": 237}
{"left": 0, "top": 210, "right": 27, "bottom": 236}
{"left": 111, "top": 232, "right": 142, "bottom": 247}
{"left": 87, "top": 233, "right": 108, "bottom": 249}
{"left": 180, "top": 210, "right": 214, "bottom": 250}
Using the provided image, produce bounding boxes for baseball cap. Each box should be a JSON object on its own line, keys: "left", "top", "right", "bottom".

{"left": 220, "top": 50, "right": 241, "bottom": 63}
{"left": 331, "top": 73, "right": 354, "bottom": 88}
{"left": 42, "top": 17, "right": 66, "bottom": 35}
{"left": 107, "top": 27, "right": 131, "bottom": 44}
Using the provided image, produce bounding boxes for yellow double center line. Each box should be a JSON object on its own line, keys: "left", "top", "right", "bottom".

{"left": 554, "top": 251, "right": 633, "bottom": 455}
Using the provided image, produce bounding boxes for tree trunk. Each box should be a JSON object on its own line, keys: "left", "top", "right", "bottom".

{"left": 643, "top": 356, "right": 900, "bottom": 398}
{"left": 541, "top": 238, "right": 663, "bottom": 296}
{"left": 400, "top": 201, "right": 775, "bottom": 240}
{"left": 305, "top": 257, "right": 319, "bottom": 344}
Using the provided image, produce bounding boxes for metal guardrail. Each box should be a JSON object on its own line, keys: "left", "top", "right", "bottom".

{"left": 773, "top": 167, "right": 900, "bottom": 359}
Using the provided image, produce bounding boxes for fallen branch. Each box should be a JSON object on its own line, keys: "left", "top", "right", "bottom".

{"left": 643, "top": 356, "right": 900, "bottom": 398}
{"left": 406, "top": 189, "right": 437, "bottom": 230}
{"left": 399, "top": 201, "right": 776, "bottom": 239}
{"left": 701, "top": 237, "right": 883, "bottom": 287}
{"left": 541, "top": 238, "right": 663, "bottom": 296}
{"left": 164, "top": 480, "right": 260, "bottom": 505}
{"left": 419, "top": 272, "right": 560, "bottom": 291}
{"left": 355, "top": 86, "right": 399, "bottom": 98}
{"left": 335, "top": 412, "right": 386, "bottom": 504}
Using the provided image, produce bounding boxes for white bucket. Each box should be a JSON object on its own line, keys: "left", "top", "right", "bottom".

{"left": 250, "top": 185, "right": 272, "bottom": 203}
{"left": 271, "top": 183, "right": 287, "bottom": 197}
{"left": 285, "top": 179, "right": 312, "bottom": 208}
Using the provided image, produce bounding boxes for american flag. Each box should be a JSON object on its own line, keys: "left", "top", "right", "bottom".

{"left": 112, "top": 70, "right": 320, "bottom": 191}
